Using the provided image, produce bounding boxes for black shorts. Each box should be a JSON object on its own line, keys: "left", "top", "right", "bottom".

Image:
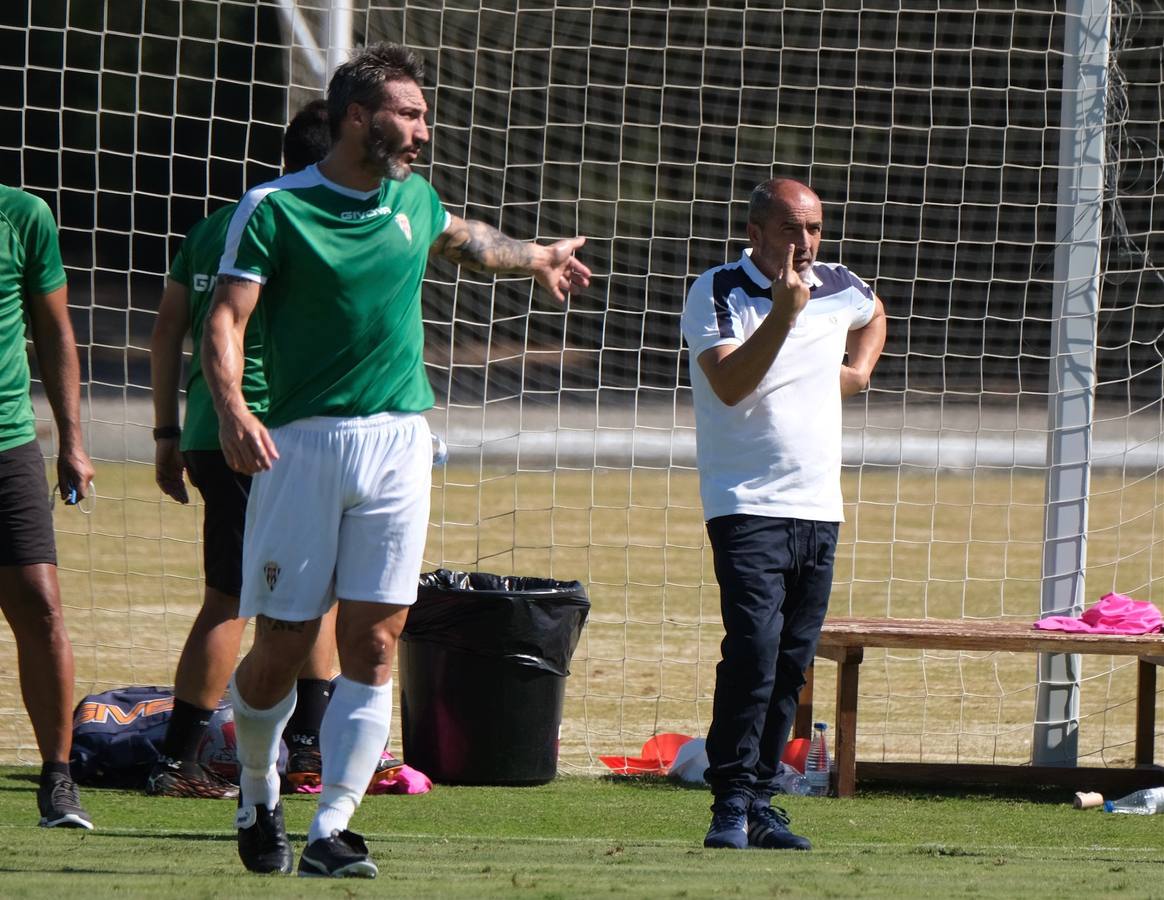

{"left": 0, "top": 438, "right": 57, "bottom": 567}
{"left": 184, "top": 449, "right": 251, "bottom": 597}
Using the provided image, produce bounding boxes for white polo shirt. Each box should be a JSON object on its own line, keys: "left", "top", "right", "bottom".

{"left": 680, "top": 248, "right": 876, "bottom": 523}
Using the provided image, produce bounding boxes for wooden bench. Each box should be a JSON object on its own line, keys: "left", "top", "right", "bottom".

{"left": 794, "top": 617, "right": 1164, "bottom": 797}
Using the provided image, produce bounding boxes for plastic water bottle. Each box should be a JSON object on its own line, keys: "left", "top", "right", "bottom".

{"left": 1103, "top": 786, "right": 1164, "bottom": 815}
{"left": 774, "top": 762, "right": 812, "bottom": 796}
{"left": 805, "top": 722, "right": 831, "bottom": 797}
{"left": 431, "top": 432, "right": 448, "bottom": 467}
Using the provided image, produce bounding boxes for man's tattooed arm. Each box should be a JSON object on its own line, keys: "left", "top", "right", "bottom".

{"left": 430, "top": 214, "right": 591, "bottom": 304}
{"left": 431, "top": 217, "right": 540, "bottom": 274}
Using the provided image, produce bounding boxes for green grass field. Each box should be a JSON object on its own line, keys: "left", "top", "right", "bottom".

{"left": 1, "top": 769, "right": 1161, "bottom": 898}
{"left": 1, "top": 460, "right": 1162, "bottom": 770}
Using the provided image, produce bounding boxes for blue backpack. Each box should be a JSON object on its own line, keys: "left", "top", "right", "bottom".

{"left": 69, "top": 686, "right": 173, "bottom": 788}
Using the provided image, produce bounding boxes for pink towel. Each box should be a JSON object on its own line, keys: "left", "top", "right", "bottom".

{"left": 1033, "top": 592, "right": 1163, "bottom": 634}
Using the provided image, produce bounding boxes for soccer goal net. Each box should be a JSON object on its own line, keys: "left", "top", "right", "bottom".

{"left": 2, "top": 0, "right": 1161, "bottom": 774}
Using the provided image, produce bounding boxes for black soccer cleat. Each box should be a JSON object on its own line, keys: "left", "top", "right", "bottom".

{"left": 146, "top": 757, "right": 239, "bottom": 799}
{"left": 235, "top": 801, "right": 293, "bottom": 874}
{"left": 297, "top": 829, "right": 378, "bottom": 878}
{"left": 37, "top": 772, "right": 94, "bottom": 829}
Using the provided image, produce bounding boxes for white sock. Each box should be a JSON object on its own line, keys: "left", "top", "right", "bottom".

{"left": 230, "top": 674, "right": 297, "bottom": 811}
{"left": 309, "top": 675, "right": 393, "bottom": 843}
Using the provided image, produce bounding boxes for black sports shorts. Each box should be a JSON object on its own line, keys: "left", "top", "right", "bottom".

{"left": 184, "top": 449, "right": 251, "bottom": 597}
{"left": 0, "top": 438, "right": 57, "bottom": 566}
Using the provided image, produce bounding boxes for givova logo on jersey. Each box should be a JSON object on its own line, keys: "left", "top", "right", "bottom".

{"left": 192, "top": 273, "right": 214, "bottom": 291}
{"left": 341, "top": 205, "right": 393, "bottom": 221}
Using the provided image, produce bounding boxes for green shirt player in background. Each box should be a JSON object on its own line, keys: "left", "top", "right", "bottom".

{"left": 0, "top": 184, "right": 95, "bottom": 828}
{"left": 147, "top": 101, "right": 344, "bottom": 799}
{"left": 203, "top": 43, "right": 591, "bottom": 878}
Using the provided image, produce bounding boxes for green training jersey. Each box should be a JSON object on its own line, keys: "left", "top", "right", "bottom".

{"left": 219, "top": 164, "right": 447, "bottom": 428}
{"left": 168, "top": 203, "right": 268, "bottom": 451}
{"left": 0, "top": 185, "right": 68, "bottom": 452}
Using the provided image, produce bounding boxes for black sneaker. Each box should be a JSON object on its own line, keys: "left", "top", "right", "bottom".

{"left": 747, "top": 803, "right": 812, "bottom": 850}
{"left": 236, "top": 801, "right": 293, "bottom": 874}
{"left": 703, "top": 802, "right": 747, "bottom": 849}
{"left": 147, "top": 757, "right": 239, "bottom": 799}
{"left": 37, "top": 772, "right": 94, "bottom": 829}
{"left": 297, "top": 829, "right": 378, "bottom": 878}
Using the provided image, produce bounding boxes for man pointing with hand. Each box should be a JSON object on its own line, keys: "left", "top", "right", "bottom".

{"left": 680, "top": 178, "right": 885, "bottom": 852}
{"left": 203, "top": 43, "right": 589, "bottom": 878}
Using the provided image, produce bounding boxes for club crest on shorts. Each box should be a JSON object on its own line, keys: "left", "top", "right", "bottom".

{"left": 396, "top": 212, "right": 412, "bottom": 243}
{"left": 263, "top": 561, "right": 281, "bottom": 591}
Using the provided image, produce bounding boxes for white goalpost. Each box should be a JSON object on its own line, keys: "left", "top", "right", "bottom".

{"left": 1, "top": 0, "right": 1162, "bottom": 776}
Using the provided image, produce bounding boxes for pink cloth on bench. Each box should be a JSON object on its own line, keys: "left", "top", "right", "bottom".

{"left": 1033, "top": 592, "right": 1163, "bottom": 634}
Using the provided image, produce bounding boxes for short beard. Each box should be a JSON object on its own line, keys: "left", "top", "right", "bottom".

{"left": 365, "top": 119, "right": 411, "bottom": 183}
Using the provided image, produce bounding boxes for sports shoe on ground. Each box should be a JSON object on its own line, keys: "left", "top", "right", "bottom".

{"left": 747, "top": 803, "right": 812, "bottom": 850}
{"left": 37, "top": 772, "right": 94, "bottom": 829}
{"left": 703, "top": 803, "right": 748, "bottom": 849}
{"left": 287, "top": 749, "right": 406, "bottom": 792}
{"left": 146, "top": 757, "right": 239, "bottom": 799}
{"left": 298, "top": 829, "right": 378, "bottom": 878}
{"left": 370, "top": 751, "right": 405, "bottom": 785}
{"left": 236, "top": 801, "right": 293, "bottom": 874}
{"left": 285, "top": 747, "right": 322, "bottom": 789}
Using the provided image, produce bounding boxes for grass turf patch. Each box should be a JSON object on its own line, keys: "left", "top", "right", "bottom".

{"left": 1, "top": 768, "right": 1161, "bottom": 898}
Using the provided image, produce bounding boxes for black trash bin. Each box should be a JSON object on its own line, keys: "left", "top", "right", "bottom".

{"left": 400, "top": 569, "right": 590, "bottom": 785}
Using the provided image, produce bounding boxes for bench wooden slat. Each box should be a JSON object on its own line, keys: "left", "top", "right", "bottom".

{"left": 818, "top": 616, "right": 1164, "bottom": 657}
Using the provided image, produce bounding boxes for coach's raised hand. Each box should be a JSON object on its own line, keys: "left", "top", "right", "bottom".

{"left": 771, "top": 243, "right": 810, "bottom": 323}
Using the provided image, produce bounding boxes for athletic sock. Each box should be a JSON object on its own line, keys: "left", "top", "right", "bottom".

{"left": 309, "top": 676, "right": 392, "bottom": 843}
{"left": 284, "top": 677, "right": 332, "bottom": 752}
{"left": 40, "top": 760, "right": 71, "bottom": 782}
{"left": 161, "top": 697, "right": 216, "bottom": 762}
{"left": 230, "top": 674, "right": 297, "bottom": 811}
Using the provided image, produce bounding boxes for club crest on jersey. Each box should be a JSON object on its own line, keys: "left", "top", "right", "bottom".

{"left": 263, "top": 561, "right": 281, "bottom": 591}
{"left": 396, "top": 213, "right": 412, "bottom": 243}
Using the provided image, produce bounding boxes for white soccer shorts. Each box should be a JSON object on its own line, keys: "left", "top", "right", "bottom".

{"left": 239, "top": 411, "right": 432, "bottom": 621}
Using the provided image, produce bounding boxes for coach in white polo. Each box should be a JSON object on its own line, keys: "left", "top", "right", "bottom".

{"left": 681, "top": 178, "right": 885, "bottom": 851}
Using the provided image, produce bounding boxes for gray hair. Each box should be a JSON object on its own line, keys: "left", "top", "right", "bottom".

{"left": 327, "top": 42, "right": 425, "bottom": 139}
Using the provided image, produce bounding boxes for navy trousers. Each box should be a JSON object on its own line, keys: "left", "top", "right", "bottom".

{"left": 704, "top": 514, "right": 838, "bottom": 807}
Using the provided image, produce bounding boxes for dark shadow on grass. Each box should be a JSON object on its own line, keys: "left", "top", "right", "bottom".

{"left": 855, "top": 780, "right": 1068, "bottom": 805}
{"left": 598, "top": 774, "right": 705, "bottom": 791}
{"left": 96, "top": 830, "right": 237, "bottom": 843}
{"left": 0, "top": 863, "right": 276, "bottom": 878}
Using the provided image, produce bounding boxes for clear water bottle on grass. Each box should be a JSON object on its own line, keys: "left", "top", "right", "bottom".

{"left": 805, "top": 722, "right": 831, "bottom": 797}
{"left": 774, "top": 761, "right": 811, "bottom": 796}
{"left": 1103, "top": 787, "right": 1164, "bottom": 814}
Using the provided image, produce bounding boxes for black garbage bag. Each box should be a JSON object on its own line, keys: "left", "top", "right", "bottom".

{"left": 405, "top": 568, "right": 590, "bottom": 676}
{"left": 399, "top": 569, "right": 590, "bottom": 785}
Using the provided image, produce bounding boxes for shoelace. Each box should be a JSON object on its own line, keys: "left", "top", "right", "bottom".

{"left": 47, "top": 777, "right": 81, "bottom": 809}
{"left": 752, "top": 805, "right": 792, "bottom": 829}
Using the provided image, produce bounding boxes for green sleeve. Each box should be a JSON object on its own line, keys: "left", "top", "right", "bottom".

{"left": 169, "top": 236, "right": 192, "bottom": 287}
{"left": 21, "top": 196, "right": 67, "bottom": 295}
{"left": 222, "top": 196, "right": 278, "bottom": 281}
{"left": 427, "top": 181, "right": 449, "bottom": 246}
